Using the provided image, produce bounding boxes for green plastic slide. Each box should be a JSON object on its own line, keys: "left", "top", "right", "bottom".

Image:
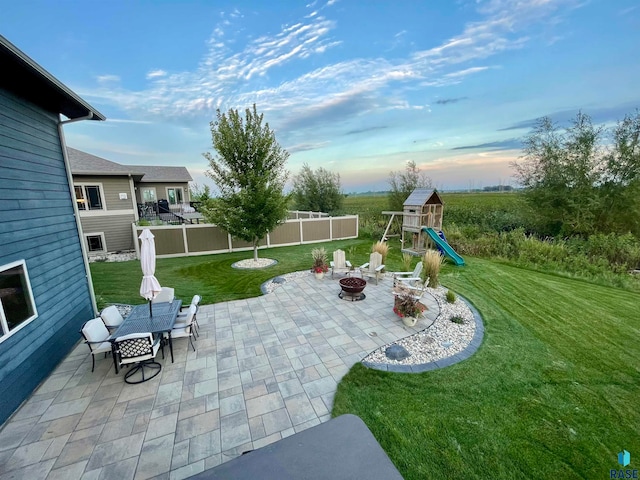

{"left": 422, "top": 227, "right": 465, "bottom": 266}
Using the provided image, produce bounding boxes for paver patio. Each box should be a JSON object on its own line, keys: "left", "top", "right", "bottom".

{"left": 0, "top": 272, "right": 439, "bottom": 480}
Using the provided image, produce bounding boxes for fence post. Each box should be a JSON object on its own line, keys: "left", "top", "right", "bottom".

{"left": 330, "top": 217, "right": 333, "bottom": 240}
{"left": 299, "top": 219, "right": 304, "bottom": 244}
{"left": 132, "top": 223, "right": 141, "bottom": 259}
{"left": 228, "top": 233, "right": 233, "bottom": 253}
{"left": 182, "top": 224, "right": 189, "bottom": 255}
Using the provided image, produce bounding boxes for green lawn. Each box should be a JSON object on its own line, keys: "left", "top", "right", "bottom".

{"left": 91, "top": 243, "right": 639, "bottom": 478}
{"left": 333, "top": 257, "right": 640, "bottom": 479}
{"left": 90, "top": 238, "right": 398, "bottom": 307}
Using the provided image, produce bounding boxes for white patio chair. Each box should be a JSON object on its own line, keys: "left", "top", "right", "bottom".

{"left": 80, "top": 318, "right": 113, "bottom": 372}
{"left": 330, "top": 249, "right": 352, "bottom": 278}
{"left": 152, "top": 287, "right": 175, "bottom": 304}
{"left": 100, "top": 305, "right": 124, "bottom": 332}
{"left": 113, "top": 332, "right": 161, "bottom": 384}
{"left": 358, "top": 251, "right": 385, "bottom": 285}
{"left": 178, "top": 295, "right": 201, "bottom": 337}
{"left": 170, "top": 305, "right": 197, "bottom": 352}
{"left": 392, "top": 261, "right": 423, "bottom": 288}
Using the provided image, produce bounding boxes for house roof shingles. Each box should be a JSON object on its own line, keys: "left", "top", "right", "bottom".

{"left": 67, "top": 148, "right": 192, "bottom": 182}
{"left": 128, "top": 165, "right": 193, "bottom": 183}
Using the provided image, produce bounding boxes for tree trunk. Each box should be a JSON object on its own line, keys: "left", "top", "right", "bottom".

{"left": 253, "top": 243, "right": 259, "bottom": 261}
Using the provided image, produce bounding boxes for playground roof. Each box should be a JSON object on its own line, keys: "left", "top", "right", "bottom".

{"left": 403, "top": 189, "right": 442, "bottom": 207}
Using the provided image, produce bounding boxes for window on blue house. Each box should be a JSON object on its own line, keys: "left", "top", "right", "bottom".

{"left": 0, "top": 260, "right": 38, "bottom": 341}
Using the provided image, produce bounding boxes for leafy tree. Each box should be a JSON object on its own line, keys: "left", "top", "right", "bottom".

{"left": 388, "top": 160, "right": 433, "bottom": 211}
{"left": 202, "top": 105, "right": 290, "bottom": 261}
{"left": 189, "top": 183, "right": 213, "bottom": 203}
{"left": 292, "top": 163, "right": 343, "bottom": 213}
{"left": 513, "top": 110, "right": 640, "bottom": 237}
{"left": 600, "top": 111, "right": 640, "bottom": 235}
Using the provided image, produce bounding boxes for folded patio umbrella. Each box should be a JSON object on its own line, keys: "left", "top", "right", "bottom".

{"left": 139, "top": 229, "right": 162, "bottom": 316}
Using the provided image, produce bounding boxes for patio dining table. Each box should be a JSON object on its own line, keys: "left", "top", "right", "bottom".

{"left": 109, "top": 300, "right": 182, "bottom": 373}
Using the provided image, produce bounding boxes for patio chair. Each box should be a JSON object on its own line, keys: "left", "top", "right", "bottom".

{"left": 113, "top": 332, "right": 161, "bottom": 384}
{"left": 392, "top": 261, "right": 423, "bottom": 288}
{"left": 80, "top": 318, "right": 114, "bottom": 372}
{"left": 330, "top": 249, "right": 352, "bottom": 278}
{"left": 178, "top": 295, "right": 201, "bottom": 337}
{"left": 169, "top": 304, "right": 197, "bottom": 352}
{"left": 100, "top": 305, "right": 124, "bottom": 332}
{"left": 358, "top": 251, "right": 385, "bottom": 285}
{"left": 152, "top": 287, "right": 175, "bottom": 304}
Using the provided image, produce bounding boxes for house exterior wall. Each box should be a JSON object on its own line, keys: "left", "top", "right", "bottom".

{"left": 73, "top": 175, "right": 137, "bottom": 253}
{"left": 0, "top": 88, "right": 94, "bottom": 424}
{"left": 135, "top": 182, "right": 190, "bottom": 204}
{"left": 80, "top": 214, "right": 137, "bottom": 252}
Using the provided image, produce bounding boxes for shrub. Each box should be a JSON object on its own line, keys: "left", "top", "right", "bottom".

{"left": 372, "top": 241, "right": 390, "bottom": 265}
{"left": 422, "top": 249, "right": 444, "bottom": 288}
{"left": 401, "top": 252, "right": 413, "bottom": 271}
{"left": 450, "top": 316, "right": 465, "bottom": 324}
{"left": 445, "top": 290, "right": 456, "bottom": 303}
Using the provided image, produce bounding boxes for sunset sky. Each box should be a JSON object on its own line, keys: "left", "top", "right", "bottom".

{"left": 2, "top": 0, "right": 639, "bottom": 192}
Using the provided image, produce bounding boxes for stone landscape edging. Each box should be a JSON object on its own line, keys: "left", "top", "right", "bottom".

{"left": 361, "top": 294, "right": 484, "bottom": 373}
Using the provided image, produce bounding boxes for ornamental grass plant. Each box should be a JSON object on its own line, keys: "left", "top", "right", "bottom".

{"left": 311, "top": 247, "right": 329, "bottom": 273}
{"left": 372, "top": 241, "right": 390, "bottom": 265}
{"left": 422, "top": 249, "right": 444, "bottom": 287}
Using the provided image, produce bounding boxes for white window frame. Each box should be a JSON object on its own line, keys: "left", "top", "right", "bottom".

{"left": 0, "top": 259, "right": 38, "bottom": 344}
{"left": 141, "top": 187, "right": 157, "bottom": 203}
{"left": 84, "top": 232, "right": 107, "bottom": 254}
{"left": 166, "top": 187, "right": 184, "bottom": 206}
{"left": 74, "top": 182, "right": 107, "bottom": 212}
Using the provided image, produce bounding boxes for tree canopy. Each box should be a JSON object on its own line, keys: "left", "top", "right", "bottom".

{"left": 291, "top": 163, "right": 343, "bottom": 214}
{"left": 202, "top": 105, "right": 289, "bottom": 260}
{"left": 512, "top": 110, "right": 640, "bottom": 237}
{"left": 388, "top": 160, "right": 433, "bottom": 211}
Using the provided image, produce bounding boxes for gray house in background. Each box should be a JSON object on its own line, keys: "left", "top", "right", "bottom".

{"left": 0, "top": 36, "right": 104, "bottom": 424}
{"left": 68, "top": 148, "right": 193, "bottom": 253}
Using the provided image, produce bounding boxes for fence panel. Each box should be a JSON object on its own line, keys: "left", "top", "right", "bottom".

{"left": 269, "top": 221, "right": 302, "bottom": 245}
{"left": 186, "top": 225, "right": 228, "bottom": 253}
{"left": 152, "top": 228, "right": 186, "bottom": 255}
{"left": 133, "top": 214, "right": 358, "bottom": 258}
{"left": 301, "top": 219, "right": 331, "bottom": 242}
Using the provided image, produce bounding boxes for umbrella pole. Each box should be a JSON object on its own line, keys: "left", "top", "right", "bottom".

{"left": 149, "top": 300, "right": 153, "bottom": 318}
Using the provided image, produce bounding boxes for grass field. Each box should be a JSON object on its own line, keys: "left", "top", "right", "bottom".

{"left": 90, "top": 234, "right": 640, "bottom": 478}
{"left": 333, "top": 258, "right": 640, "bottom": 479}
{"left": 91, "top": 238, "right": 405, "bottom": 307}
{"left": 342, "top": 191, "right": 522, "bottom": 215}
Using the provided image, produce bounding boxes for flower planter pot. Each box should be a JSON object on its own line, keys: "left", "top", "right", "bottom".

{"left": 402, "top": 316, "right": 417, "bottom": 327}
{"left": 314, "top": 271, "right": 324, "bottom": 280}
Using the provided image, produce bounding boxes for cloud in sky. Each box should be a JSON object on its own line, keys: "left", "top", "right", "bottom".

{"left": 15, "top": 0, "right": 636, "bottom": 191}
{"left": 435, "top": 97, "right": 468, "bottom": 105}
{"left": 451, "top": 138, "right": 522, "bottom": 151}
{"left": 84, "top": 0, "right": 581, "bottom": 128}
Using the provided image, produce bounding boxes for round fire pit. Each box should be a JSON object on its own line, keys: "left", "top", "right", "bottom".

{"left": 339, "top": 277, "right": 367, "bottom": 301}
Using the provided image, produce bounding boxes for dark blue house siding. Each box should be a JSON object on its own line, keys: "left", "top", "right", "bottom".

{"left": 0, "top": 88, "right": 94, "bottom": 424}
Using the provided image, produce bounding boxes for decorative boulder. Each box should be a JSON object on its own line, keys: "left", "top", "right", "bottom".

{"left": 385, "top": 344, "right": 410, "bottom": 361}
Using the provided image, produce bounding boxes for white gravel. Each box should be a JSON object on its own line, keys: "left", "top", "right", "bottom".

{"left": 232, "top": 258, "right": 277, "bottom": 269}
{"left": 88, "top": 251, "right": 137, "bottom": 263}
{"left": 363, "top": 285, "right": 476, "bottom": 366}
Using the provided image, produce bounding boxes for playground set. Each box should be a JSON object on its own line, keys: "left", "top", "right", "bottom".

{"left": 382, "top": 188, "right": 465, "bottom": 266}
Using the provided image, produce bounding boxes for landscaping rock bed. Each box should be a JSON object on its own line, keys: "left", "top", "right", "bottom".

{"left": 362, "top": 286, "right": 476, "bottom": 367}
